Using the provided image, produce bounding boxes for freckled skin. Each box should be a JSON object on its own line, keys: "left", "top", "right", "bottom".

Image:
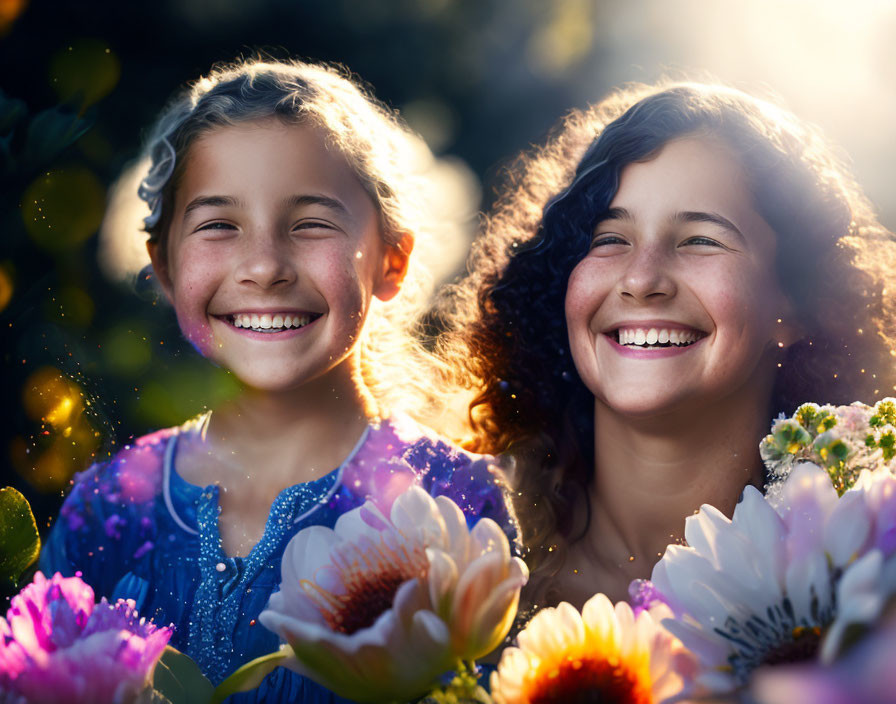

{"left": 151, "top": 118, "right": 400, "bottom": 394}
{"left": 555, "top": 137, "right": 800, "bottom": 606}
{"left": 565, "top": 136, "right": 795, "bottom": 420}
{"left": 145, "top": 119, "right": 410, "bottom": 556}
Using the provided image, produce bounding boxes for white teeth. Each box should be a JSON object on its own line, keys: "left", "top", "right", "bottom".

{"left": 230, "top": 313, "right": 315, "bottom": 332}
{"left": 615, "top": 327, "right": 701, "bottom": 348}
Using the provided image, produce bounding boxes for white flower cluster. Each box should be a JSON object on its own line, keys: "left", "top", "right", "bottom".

{"left": 762, "top": 399, "right": 896, "bottom": 497}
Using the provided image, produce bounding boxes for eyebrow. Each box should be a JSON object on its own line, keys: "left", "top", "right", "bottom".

{"left": 595, "top": 207, "right": 745, "bottom": 242}
{"left": 596, "top": 206, "right": 634, "bottom": 224}
{"left": 183, "top": 193, "right": 350, "bottom": 218}
{"left": 674, "top": 211, "right": 745, "bottom": 242}
{"left": 183, "top": 195, "right": 239, "bottom": 217}
{"left": 283, "top": 194, "right": 350, "bottom": 216}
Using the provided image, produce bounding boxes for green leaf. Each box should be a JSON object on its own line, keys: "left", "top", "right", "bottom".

{"left": 22, "top": 107, "right": 92, "bottom": 168}
{"left": 211, "top": 647, "right": 294, "bottom": 704}
{"left": 151, "top": 646, "right": 214, "bottom": 704}
{"left": 0, "top": 487, "right": 40, "bottom": 588}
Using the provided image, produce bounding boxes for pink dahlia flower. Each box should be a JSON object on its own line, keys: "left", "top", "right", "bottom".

{"left": 0, "top": 572, "right": 172, "bottom": 704}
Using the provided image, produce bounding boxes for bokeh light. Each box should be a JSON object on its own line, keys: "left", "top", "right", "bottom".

{"left": 0, "top": 0, "right": 28, "bottom": 37}
{"left": 48, "top": 38, "right": 120, "bottom": 108}
{"left": 22, "top": 366, "right": 83, "bottom": 428}
{"left": 45, "top": 285, "right": 95, "bottom": 327}
{"left": 526, "top": 0, "right": 594, "bottom": 75}
{"left": 22, "top": 167, "right": 105, "bottom": 252}
{"left": 402, "top": 98, "right": 457, "bottom": 154}
{"left": 133, "top": 363, "right": 241, "bottom": 428}
{"left": 15, "top": 367, "right": 101, "bottom": 492}
{"left": 97, "top": 157, "right": 152, "bottom": 284}
{"left": 0, "top": 263, "right": 12, "bottom": 312}
{"left": 102, "top": 322, "right": 152, "bottom": 376}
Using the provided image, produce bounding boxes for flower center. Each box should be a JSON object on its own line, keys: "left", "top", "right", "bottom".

{"left": 325, "top": 567, "right": 415, "bottom": 635}
{"left": 304, "top": 530, "right": 428, "bottom": 636}
{"left": 528, "top": 656, "right": 653, "bottom": 704}
{"left": 759, "top": 625, "right": 822, "bottom": 666}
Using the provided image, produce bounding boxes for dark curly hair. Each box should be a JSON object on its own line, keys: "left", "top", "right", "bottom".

{"left": 436, "top": 80, "right": 896, "bottom": 570}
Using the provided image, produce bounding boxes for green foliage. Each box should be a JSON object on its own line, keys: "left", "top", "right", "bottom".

{"left": 151, "top": 646, "right": 214, "bottom": 704}
{"left": 211, "top": 647, "right": 293, "bottom": 704}
{"left": 0, "top": 487, "right": 40, "bottom": 590}
{"left": 870, "top": 399, "right": 896, "bottom": 427}
{"left": 0, "top": 89, "right": 92, "bottom": 182}
{"left": 763, "top": 418, "right": 812, "bottom": 459}
{"left": 420, "top": 661, "right": 493, "bottom": 704}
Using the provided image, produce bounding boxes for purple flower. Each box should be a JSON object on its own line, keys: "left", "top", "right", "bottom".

{"left": 0, "top": 572, "right": 172, "bottom": 704}
{"left": 752, "top": 616, "right": 896, "bottom": 704}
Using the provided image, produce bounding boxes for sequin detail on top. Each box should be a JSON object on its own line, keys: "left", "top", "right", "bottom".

{"left": 40, "top": 414, "right": 517, "bottom": 699}
{"left": 189, "top": 472, "right": 342, "bottom": 684}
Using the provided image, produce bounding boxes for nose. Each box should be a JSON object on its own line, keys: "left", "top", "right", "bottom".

{"left": 233, "top": 232, "right": 296, "bottom": 289}
{"left": 618, "top": 244, "right": 676, "bottom": 302}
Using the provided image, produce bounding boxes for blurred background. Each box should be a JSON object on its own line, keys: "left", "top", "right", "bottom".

{"left": 2, "top": 0, "right": 895, "bottom": 567}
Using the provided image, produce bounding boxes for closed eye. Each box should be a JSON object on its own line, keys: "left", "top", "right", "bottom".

{"left": 197, "top": 221, "right": 237, "bottom": 231}
{"left": 590, "top": 234, "right": 629, "bottom": 250}
{"left": 680, "top": 236, "right": 727, "bottom": 249}
{"left": 195, "top": 221, "right": 238, "bottom": 237}
{"left": 292, "top": 220, "right": 340, "bottom": 235}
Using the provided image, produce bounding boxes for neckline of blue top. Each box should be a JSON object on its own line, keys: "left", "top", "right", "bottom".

{"left": 160, "top": 423, "right": 372, "bottom": 536}
{"left": 169, "top": 423, "right": 372, "bottom": 684}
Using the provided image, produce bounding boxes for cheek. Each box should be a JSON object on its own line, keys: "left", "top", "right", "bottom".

{"left": 707, "top": 266, "right": 783, "bottom": 346}
{"left": 564, "top": 262, "right": 605, "bottom": 387}
{"left": 565, "top": 259, "right": 608, "bottom": 331}
{"left": 169, "top": 258, "right": 219, "bottom": 352}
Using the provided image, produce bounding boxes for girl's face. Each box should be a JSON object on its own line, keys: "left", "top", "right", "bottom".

{"left": 565, "top": 135, "right": 795, "bottom": 419}
{"left": 149, "top": 118, "right": 408, "bottom": 393}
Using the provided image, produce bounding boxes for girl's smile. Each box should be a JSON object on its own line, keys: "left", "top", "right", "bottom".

{"left": 149, "top": 118, "right": 407, "bottom": 393}
{"left": 604, "top": 320, "right": 708, "bottom": 359}
{"left": 565, "top": 135, "right": 796, "bottom": 419}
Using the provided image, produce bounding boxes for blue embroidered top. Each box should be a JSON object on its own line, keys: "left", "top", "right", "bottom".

{"left": 40, "top": 415, "right": 516, "bottom": 703}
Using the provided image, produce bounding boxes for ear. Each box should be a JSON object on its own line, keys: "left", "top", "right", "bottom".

{"left": 146, "top": 239, "right": 175, "bottom": 303}
{"left": 373, "top": 231, "right": 414, "bottom": 302}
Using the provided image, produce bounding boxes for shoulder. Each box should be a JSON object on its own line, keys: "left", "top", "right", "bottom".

{"left": 59, "top": 425, "right": 186, "bottom": 531}
{"left": 373, "top": 415, "right": 520, "bottom": 546}
{"left": 40, "top": 425, "right": 185, "bottom": 587}
{"left": 378, "top": 414, "right": 487, "bottom": 472}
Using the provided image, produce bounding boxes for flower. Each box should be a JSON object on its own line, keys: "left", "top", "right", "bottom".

{"left": 258, "top": 485, "right": 527, "bottom": 703}
{"left": 762, "top": 399, "right": 896, "bottom": 496}
{"left": 751, "top": 610, "right": 896, "bottom": 704}
{"left": 490, "top": 594, "right": 693, "bottom": 704}
{"left": 0, "top": 571, "right": 172, "bottom": 704}
{"left": 650, "top": 462, "right": 896, "bottom": 696}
